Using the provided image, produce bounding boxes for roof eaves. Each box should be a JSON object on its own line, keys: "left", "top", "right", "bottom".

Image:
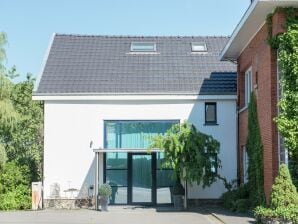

{"left": 220, "top": 0, "right": 259, "bottom": 60}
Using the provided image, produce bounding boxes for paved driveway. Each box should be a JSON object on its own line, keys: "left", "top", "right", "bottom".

{"left": 0, "top": 207, "right": 221, "bottom": 224}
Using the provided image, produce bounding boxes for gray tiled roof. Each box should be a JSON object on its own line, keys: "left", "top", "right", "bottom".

{"left": 35, "top": 34, "right": 237, "bottom": 95}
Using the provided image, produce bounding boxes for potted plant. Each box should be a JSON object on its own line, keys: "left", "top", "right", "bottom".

{"left": 98, "top": 183, "right": 112, "bottom": 211}
{"left": 172, "top": 178, "right": 185, "bottom": 210}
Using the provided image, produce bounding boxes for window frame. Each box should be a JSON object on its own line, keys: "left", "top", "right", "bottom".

{"left": 130, "top": 42, "right": 156, "bottom": 52}
{"left": 244, "top": 67, "right": 253, "bottom": 108}
{"left": 204, "top": 102, "right": 217, "bottom": 125}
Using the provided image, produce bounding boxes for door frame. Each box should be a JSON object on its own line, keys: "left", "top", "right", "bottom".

{"left": 103, "top": 152, "right": 157, "bottom": 205}
{"left": 128, "top": 152, "right": 156, "bottom": 205}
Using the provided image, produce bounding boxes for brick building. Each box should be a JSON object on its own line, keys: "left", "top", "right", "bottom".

{"left": 221, "top": 0, "right": 298, "bottom": 202}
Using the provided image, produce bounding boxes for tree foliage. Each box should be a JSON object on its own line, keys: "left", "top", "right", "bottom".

{"left": 0, "top": 31, "right": 43, "bottom": 210}
{"left": 275, "top": 15, "right": 298, "bottom": 154}
{"left": 150, "top": 122, "right": 220, "bottom": 187}
{"left": 246, "top": 93, "right": 265, "bottom": 207}
{"left": 270, "top": 164, "right": 298, "bottom": 209}
{"left": 0, "top": 162, "right": 31, "bottom": 210}
{"left": 267, "top": 7, "right": 298, "bottom": 189}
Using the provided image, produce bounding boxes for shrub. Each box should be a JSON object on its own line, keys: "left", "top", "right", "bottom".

{"left": 0, "top": 185, "right": 31, "bottom": 210}
{"left": 234, "top": 199, "right": 251, "bottom": 213}
{"left": 254, "top": 205, "right": 298, "bottom": 223}
{"left": 254, "top": 164, "right": 298, "bottom": 223}
{"left": 98, "top": 184, "right": 112, "bottom": 198}
{"left": 221, "top": 184, "right": 250, "bottom": 212}
{"left": 270, "top": 164, "right": 298, "bottom": 208}
{"left": 0, "top": 162, "right": 31, "bottom": 210}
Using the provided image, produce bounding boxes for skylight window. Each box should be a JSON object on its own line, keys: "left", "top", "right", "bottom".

{"left": 131, "top": 42, "right": 156, "bottom": 52}
{"left": 191, "top": 42, "right": 207, "bottom": 52}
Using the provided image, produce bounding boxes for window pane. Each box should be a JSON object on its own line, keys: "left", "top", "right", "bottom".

{"left": 206, "top": 104, "right": 216, "bottom": 123}
{"left": 157, "top": 152, "right": 166, "bottom": 169}
{"left": 207, "top": 154, "right": 217, "bottom": 174}
{"left": 157, "top": 187, "right": 173, "bottom": 204}
{"left": 192, "top": 42, "right": 207, "bottom": 52}
{"left": 106, "top": 153, "right": 127, "bottom": 169}
{"left": 106, "top": 170, "right": 127, "bottom": 186}
{"left": 105, "top": 121, "right": 178, "bottom": 149}
{"left": 105, "top": 122, "right": 119, "bottom": 149}
{"left": 157, "top": 170, "right": 175, "bottom": 187}
{"left": 131, "top": 42, "right": 156, "bottom": 52}
{"left": 109, "top": 187, "right": 127, "bottom": 204}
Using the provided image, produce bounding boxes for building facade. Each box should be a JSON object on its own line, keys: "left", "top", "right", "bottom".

{"left": 221, "top": 0, "right": 298, "bottom": 202}
{"left": 34, "top": 34, "right": 237, "bottom": 206}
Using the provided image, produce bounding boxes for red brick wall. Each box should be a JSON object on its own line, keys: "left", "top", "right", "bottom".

{"left": 237, "top": 12, "right": 286, "bottom": 203}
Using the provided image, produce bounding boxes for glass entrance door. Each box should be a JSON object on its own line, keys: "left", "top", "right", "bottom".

{"left": 131, "top": 154, "right": 152, "bottom": 203}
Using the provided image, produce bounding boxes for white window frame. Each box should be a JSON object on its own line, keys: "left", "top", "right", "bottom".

{"left": 244, "top": 67, "right": 253, "bottom": 108}
{"left": 191, "top": 42, "right": 207, "bottom": 52}
{"left": 130, "top": 42, "right": 156, "bottom": 52}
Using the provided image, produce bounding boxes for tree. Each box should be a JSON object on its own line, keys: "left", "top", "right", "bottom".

{"left": 0, "top": 32, "right": 43, "bottom": 210}
{"left": 150, "top": 122, "right": 220, "bottom": 187}
{"left": 246, "top": 93, "right": 265, "bottom": 207}
{"left": 0, "top": 33, "right": 19, "bottom": 135}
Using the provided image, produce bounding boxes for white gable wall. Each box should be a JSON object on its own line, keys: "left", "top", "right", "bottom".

{"left": 43, "top": 98, "right": 237, "bottom": 199}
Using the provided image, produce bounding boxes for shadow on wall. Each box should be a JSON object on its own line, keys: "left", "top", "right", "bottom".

{"left": 77, "top": 157, "right": 96, "bottom": 199}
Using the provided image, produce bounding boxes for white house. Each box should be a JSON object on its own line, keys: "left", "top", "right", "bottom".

{"left": 33, "top": 34, "right": 237, "bottom": 206}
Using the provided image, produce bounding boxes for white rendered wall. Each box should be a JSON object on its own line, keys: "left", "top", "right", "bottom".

{"left": 43, "top": 99, "right": 237, "bottom": 199}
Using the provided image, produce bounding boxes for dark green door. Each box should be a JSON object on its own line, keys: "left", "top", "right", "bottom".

{"left": 131, "top": 154, "right": 153, "bottom": 204}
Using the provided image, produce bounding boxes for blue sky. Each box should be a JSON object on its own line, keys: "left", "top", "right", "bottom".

{"left": 1, "top": 0, "right": 250, "bottom": 81}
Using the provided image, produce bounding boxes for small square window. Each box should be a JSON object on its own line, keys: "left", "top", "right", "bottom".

{"left": 191, "top": 42, "right": 207, "bottom": 52}
{"left": 131, "top": 42, "right": 156, "bottom": 52}
{"left": 205, "top": 102, "right": 217, "bottom": 125}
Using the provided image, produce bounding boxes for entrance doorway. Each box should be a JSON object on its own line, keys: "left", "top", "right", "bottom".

{"left": 131, "top": 154, "right": 153, "bottom": 204}
{"left": 103, "top": 120, "right": 178, "bottom": 205}
{"left": 104, "top": 152, "right": 174, "bottom": 205}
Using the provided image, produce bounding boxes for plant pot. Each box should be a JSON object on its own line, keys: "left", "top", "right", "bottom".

{"left": 100, "top": 196, "right": 109, "bottom": 211}
{"left": 260, "top": 217, "right": 292, "bottom": 224}
{"left": 173, "top": 194, "right": 184, "bottom": 210}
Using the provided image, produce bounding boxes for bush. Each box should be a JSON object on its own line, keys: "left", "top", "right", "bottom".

{"left": 234, "top": 199, "right": 251, "bottom": 213}
{"left": 0, "top": 162, "right": 31, "bottom": 210}
{"left": 221, "top": 184, "right": 250, "bottom": 212}
{"left": 0, "top": 185, "right": 31, "bottom": 210}
{"left": 254, "top": 205, "right": 298, "bottom": 223}
{"left": 270, "top": 164, "right": 298, "bottom": 208}
{"left": 254, "top": 164, "right": 298, "bottom": 223}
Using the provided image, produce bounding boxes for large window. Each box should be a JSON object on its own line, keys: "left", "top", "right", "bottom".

{"left": 104, "top": 120, "right": 178, "bottom": 149}
{"left": 244, "top": 68, "right": 252, "bottom": 107}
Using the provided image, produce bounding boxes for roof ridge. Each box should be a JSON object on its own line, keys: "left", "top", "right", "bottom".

{"left": 55, "top": 33, "right": 230, "bottom": 39}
